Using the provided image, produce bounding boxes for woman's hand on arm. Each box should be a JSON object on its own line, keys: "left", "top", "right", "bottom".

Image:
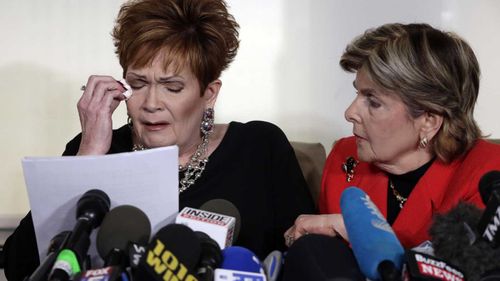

{"left": 283, "top": 214, "right": 348, "bottom": 247}
{"left": 77, "top": 75, "right": 127, "bottom": 155}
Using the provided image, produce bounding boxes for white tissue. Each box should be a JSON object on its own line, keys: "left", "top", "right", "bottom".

{"left": 119, "top": 79, "right": 133, "bottom": 100}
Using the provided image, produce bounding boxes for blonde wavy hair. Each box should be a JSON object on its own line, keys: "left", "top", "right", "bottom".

{"left": 340, "top": 23, "right": 482, "bottom": 162}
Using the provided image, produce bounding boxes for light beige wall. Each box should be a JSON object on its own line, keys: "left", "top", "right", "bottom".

{"left": 1, "top": 0, "right": 499, "bottom": 218}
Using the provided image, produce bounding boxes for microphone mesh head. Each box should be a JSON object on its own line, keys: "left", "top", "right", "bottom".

{"left": 429, "top": 202, "right": 497, "bottom": 280}
{"left": 479, "top": 170, "right": 500, "bottom": 204}
{"left": 134, "top": 224, "right": 202, "bottom": 281}
{"left": 96, "top": 205, "right": 151, "bottom": 259}
{"left": 221, "top": 246, "right": 264, "bottom": 273}
{"left": 76, "top": 189, "right": 111, "bottom": 228}
{"left": 200, "top": 199, "right": 241, "bottom": 241}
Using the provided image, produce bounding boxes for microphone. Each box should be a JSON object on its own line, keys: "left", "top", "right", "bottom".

{"left": 200, "top": 199, "right": 242, "bottom": 242}
{"left": 340, "top": 186, "right": 404, "bottom": 281}
{"left": 477, "top": 171, "right": 500, "bottom": 246}
{"left": 73, "top": 205, "right": 153, "bottom": 281}
{"left": 96, "top": 205, "right": 151, "bottom": 268}
{"left": 404, "top": 250, "right": 465, "bottom": 281}
{"left": 24, "top": 231, "right": 71, "bottom": 281}
{"left": 478, "top": 171, "right": 500, "bottom": 204}
{"left": 195, "top": 231, "right": 222, "bottom": 281}
{"left": 429, "top": 201, "right": 500, "bottom": 280}
{"left": 49, "top": 189, "right": 110, "bottom": 281}
{"left": 262, "top": 250, "right": 283, "bottom": 281}
{"left": 214, "top": 246, "right": 267, "bottom": 281}
{"left": 133, "top": 223, "right": 201, "bottom": 281}
{"left": 175, "top": 200, "right": 238, "bottom": 249}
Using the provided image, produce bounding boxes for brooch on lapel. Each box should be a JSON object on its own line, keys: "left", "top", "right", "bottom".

{"left": 342, "top": 156, "right": 359, "bottom": 182}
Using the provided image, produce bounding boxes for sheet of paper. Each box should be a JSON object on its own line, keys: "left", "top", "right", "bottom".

{"left": 22, "top": 146, "right": 179, "bottom": 266}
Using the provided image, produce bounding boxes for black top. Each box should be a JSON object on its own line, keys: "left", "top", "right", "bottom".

{"left": 3, "top": 121, "right": 315, "bottom": 281}
{"left": 386, "top": 159, "right": 434, "bottom": 225}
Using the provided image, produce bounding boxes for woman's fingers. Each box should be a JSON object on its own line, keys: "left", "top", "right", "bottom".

{"left": 82, "top": 77, "right": 125, "bottom": 107}
{"left": 76, "top": 75, "right": 127, "bottom": 155}
{"left": 284, "top": 214, "right": 348, "bottom": 247}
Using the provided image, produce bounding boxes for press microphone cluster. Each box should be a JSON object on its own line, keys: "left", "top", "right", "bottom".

{"left": 24, "top": 192, "right": 280, "bottom": 281}
{"left": 340, "top": 187, "right": 468, "bottom": 281}
{"left": 49, "top": 189, "right": 111, "bottom": 281}
{"left": 72, "top": 204, "right": 152, "bottom": 281}
{"left": 134, "top": 199, "right": 283, "bottom": 281}
{"left": 92, "top": 198, "right": 236, "bottom": 281}
{"left": 427, "top": 171, "right": 500, "bottom": 281}
{"left": 339, "top": 171, "right": 500, "bottom": 280}
{"left": 23, "top": 189, "right": 112, "bottom": 281}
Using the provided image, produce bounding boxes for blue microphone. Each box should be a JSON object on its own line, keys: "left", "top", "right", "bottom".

{"left": 215, "top": 246, "right": 266, "bottom": 281}
{"left": 340, "top": 186, "right": 404, "bottom": 281}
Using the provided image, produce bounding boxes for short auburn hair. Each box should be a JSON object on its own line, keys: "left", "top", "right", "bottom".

{"left": 112, "top": 0, "right": 240, "bottom": 92}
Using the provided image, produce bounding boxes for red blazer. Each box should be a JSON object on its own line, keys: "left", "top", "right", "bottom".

{"left": 319, "top": 136, "right": 500, "bottom": 248}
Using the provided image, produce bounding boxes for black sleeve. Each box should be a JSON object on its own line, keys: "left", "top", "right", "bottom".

{"left": 263, "top": 122, "right": 317, "bottom": 251}
{"left": 3, "top": 212, "right": 39, "bottom": 281}
{"left": 62, "top": 133, "right": 83, "bottom": 156}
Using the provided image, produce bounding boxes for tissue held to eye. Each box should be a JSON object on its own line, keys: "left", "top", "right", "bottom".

{"left": 119, "top": 79, "right": 133, "bottom": 100}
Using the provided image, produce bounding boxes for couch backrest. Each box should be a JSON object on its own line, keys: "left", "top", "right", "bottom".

{"left": 290, "top": 142, "right": 326, "bottom": 207}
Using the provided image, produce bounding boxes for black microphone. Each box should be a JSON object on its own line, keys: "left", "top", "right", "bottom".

{"left": 477, "top": 171, "right": 500, "bottom": 247}
{"left": 200, "top": 199, "right": 242, "bottom": 242}
{"left": 73, "top": 205, "right": 151, "bottom": 281}
{"left": 195, "top": 231, "right": 222, "bottom": 281}
{"left": 48, "top": 189, "right": 110, "bottom": 281}
{"left": 429, "top": 201, "right": 500, "bottom": 280}
{"left": 69, "top": 204, "right": 153, "bottom": 281}
{"left": 23, "top": 231, "right": 71, "bottom": 281}
{"left": 96, "top": 205, "right": 151, "bottom": 269}
{"left": 133, "top": 223, "right": 202, "bottom": 281}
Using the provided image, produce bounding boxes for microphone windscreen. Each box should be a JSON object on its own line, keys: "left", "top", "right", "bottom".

{"left": 429, "top": 202, "right": 499, "bottom": 280}
{"left": 96, "top": 205, "right": 151, "bottom": 260}
{"left": 220, "top": 246, "right": 264, "bottom": 274}
{"left": 340, "top": 186, "right": 404, "bottom": 280}
{"left": 263, "top": 250, "right": 283, "bottom": 281}
{"left": 479, "top": 171, "right": 500, "bottom": 204}
{"left": 200, "top": 199, "right": 241, "bottom": 241}
{"left": 133, "top": 224, "right": 201, "bottom": 281}
{"left": 76, "top": 189, "right": 110, "bottom": 228}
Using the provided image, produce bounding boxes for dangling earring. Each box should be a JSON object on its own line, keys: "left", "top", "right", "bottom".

{"left": 201, "top": 108, "right": 214, "bottom": 136}
{"left": 419, "top": 137, "right": 429, "bottom": 149}
{"left": 127, "top": 115, "right": 133, "bottom": 128}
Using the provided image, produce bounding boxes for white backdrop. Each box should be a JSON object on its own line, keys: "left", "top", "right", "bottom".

{"left": 0, "top": 0, "right": 499, "bottom": 216}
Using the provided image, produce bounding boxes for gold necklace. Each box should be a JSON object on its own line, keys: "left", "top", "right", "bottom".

{"left": 389, "top": 180, "right": 407, "bottom": 209}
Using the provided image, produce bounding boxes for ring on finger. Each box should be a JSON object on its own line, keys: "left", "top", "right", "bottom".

{"left": 81, "top": 85, "right": 86, "bottom": 91}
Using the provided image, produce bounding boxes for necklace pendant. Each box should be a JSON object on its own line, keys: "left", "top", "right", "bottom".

{"left": 178, "top": 133, "right": 211, "bottom": 193}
